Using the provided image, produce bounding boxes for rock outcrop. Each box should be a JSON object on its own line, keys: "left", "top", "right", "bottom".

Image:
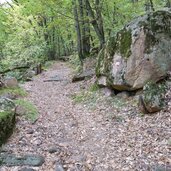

{"left": 96, "top": 10, "right": 171, "bottom": 91}
{"left": 0, "top": 97, "right": 16, "bottom": 145}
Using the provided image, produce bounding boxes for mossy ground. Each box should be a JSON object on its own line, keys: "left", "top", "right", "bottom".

{"left": 71, "top": 83, "right": 126, "bottom": 111}
{"left": 14, "top": 99, "right": 38, "bottom": 122}
{"left": 0, "top": 111, "right": 15, "bottom": 146}
{"left": 0, "top": 86, "right": 27, "bottom": 97}
{"left": 71, "top": 84, "right": 100, "bottom": 108}
{"left": 0, "top": 111, "right": 12, "bottom": 121}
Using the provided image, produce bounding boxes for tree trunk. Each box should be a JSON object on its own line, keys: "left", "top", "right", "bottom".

{"left": 166, "top": 0, "right": 171, "bottom": 8}
{"left": 145, "top": 0, "right": 155, "bottom": 12}
{"left": 72, "top": 0, "right": 84, "bottom": 62}
{"left": 78, "top": 0, "right": 90, "bottom": 57}
{"left": 85, "top": 0, "right": 105, "bottom": 49}
{"left": 95, "top": 0, "right": 105, "bottom": 47}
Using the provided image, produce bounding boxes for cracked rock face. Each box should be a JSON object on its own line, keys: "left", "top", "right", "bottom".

{"left": 96, "top": 10, "right": 171, "bottom": 91}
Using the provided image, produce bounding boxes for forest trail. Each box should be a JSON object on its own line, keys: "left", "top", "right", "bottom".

{"left": 1, "top": 62, "right": 170, "bottom": 171}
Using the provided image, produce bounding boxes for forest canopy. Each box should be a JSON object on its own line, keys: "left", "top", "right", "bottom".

{"left": 0, "top": 0, "right": 170, "bottom": 71}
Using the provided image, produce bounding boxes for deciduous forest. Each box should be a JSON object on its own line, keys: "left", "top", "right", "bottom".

{"left": 0, "top": 0, "right": 171, "bottom": 171}
{"left": 0, "top": 0, "right": 170, "bottom": 68}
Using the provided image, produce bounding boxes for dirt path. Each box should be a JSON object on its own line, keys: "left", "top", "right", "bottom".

{"left": 0, "top": 62, "right": 170, "bottom": 171}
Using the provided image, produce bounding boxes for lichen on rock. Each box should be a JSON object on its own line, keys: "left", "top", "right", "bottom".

{"left": 116, "top": 28, "right": 132, "bottom": 58}
{"left": 138, "top": 81, "right": 167, "bottom": 113}
{"left": 96, "top": 10, "right": 171, "bottom": 91}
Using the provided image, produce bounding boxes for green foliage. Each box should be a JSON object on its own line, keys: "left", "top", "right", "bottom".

{"left": 107, "top": 113, "right": 125, "bottom": 122}
{"left": 0, "top": 111, "right": 11, "bottom": 120}
{"left": 0, "top": 0, "right": 168, "bottom": 71}
{"left": 0, "top": 87, "right": 27, "bottom": 97}
{"left": 89, "top": 83, "right": 99, "bottom": 92}
{"left": 71, "top": 82, "right": 126, "bottom": 111}
{"left": 105, "top": 96, "right": 126, "bottom": 109}
{"left": 71, "top": 84, "right": 100, "bottom": 107}
{"left": 14, "top": 99, "right": 38, "bottom": 122}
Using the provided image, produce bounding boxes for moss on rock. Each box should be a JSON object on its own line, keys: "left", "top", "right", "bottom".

{"left": 139, "top": 81, "right": 167, "bottom": 113}
{"left": 96, "top": 10, "right": 171, "bottom": 91}
{"left": 0, "top": 111, "right": 15, "bottom": 146}
{"left": 116, "top": 28, "right": 132, "bottom": 58}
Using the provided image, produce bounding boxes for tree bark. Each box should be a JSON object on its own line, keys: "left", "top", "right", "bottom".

{"left": 78, "top": 0, "right": 90, "bottom": 56}
{"left": 72, "top": 0, "right": 84, "bottom": 62}
{"left": 166, "top": 0, "right": 171, "bottom": 8}
{"left": 85, "top": 0, "right": 105, "bottom": 49}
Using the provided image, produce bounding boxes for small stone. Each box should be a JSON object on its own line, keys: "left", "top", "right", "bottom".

{"left": 55, "top": 164, "right": 65, "bottom": 171}
{"left": 18, "top": 168, "right": 36, "bottom": 171}
{"left": 97, "top": 76, "right": 107, "bottom": 87}
{"left": 116, "top": 91, "right": 130, "bottom": 99}
{"left": 101, "top": 87, "right": 114, "bottom": 97}
{"left": 0, "top": 154, "right": 45, "bottom": 166}
{"left": 27, "top": 129, "right": 34, "bottom": 134}
{"left": 15, "top": 105, "right": 27, "bottom": 116}
{"left": 48, "top": 147, "right": 61, "bottom": 154}
{"left": 152, "top": 165, "right": 171, "bottom": 171}
{"left": 4, "top": 77, "right": 18, "bottom": 88}
{"left": 31, "top": 138, "right": 42, "bottom": 146}
{"left": 72, "top": 70, "right": 94, "bottom": 82}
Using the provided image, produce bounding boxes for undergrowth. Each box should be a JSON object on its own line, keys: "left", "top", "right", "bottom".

{"left": 71, "top": 83, "right": 126, "bottom": 110}
{"left": 69, "top": 54, "right": 83, "bottom": 73}
{"left": 14, "top": 99, "right": 38, "bottom": 122}
{"left": 0, "top": 111, "right": 12, "bottom": 120}
{"left": 0, "top": 87, "right": 27, "bottom": 97}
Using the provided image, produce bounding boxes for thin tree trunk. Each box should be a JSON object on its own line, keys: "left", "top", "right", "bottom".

{"left": 166, "top": 0, "right": 171, "bottom": 8}
{"left": 72, "top": 0, "right": 84, "bottom": 62}
{"left": 145, "top": 0, "right": 155, "bottom": 12}
{"left": 95, "top": 0, "right": 105, "bottom": 45}
{"left": 85, "top": 1, "right": 91, "bottom": 54}
{"left": 85, "top": 0, "right": 105, "bottom": 49}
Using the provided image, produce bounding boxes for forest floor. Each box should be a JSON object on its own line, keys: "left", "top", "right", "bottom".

{"left": 0, "top": 62, "right": 171, "bottom": 171}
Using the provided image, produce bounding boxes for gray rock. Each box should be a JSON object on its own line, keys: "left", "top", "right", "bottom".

{"left": 43, "top": 75, "right": 63, "bottom": 82}
{"left": 15, "top": 105, "right": 27, "bottom": 116}
{"left": 55, "top": 164, "right": 65, "bottom": 171}
{"left": 116, "top": 91, "right": 130, "bottom": 99}
{"left": 0, "top": 97, "right": 15, "bottom": 111}
{"left": 101, "top": 87, "right": 114, "bottom": 97}
{"left": 152, "top": 165, "right": 171, "bottom": 171}
{"left": 4, "top": 77, "right": 18, "bottom": 88}
{"left": 0, "top": 154, "right": 45, "bottom": 166}
{"left": 22, "top": 70, "right": 36, "bottom": 81}
{"left": 18, "top": 168, "right": 36, "bottom": 171}
{"left": 97, "top": 76, "right": 108, "bottom": 87}
{"left": 96, "top": 10, "right": 171, "bottom": 91}
{"left": 48, "top": 146, "right": 61, "bottom": 154}
{"left": 26, "top": 129, "right": 34, "bottom": 134}
{"left": 138, "top": 82, "right": 167, "bottom": 114}
{"left": 72, "top": 70, "right": 94, "bottom": 82}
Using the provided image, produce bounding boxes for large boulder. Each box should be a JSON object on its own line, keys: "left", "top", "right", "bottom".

{"left": 138, "top": 82, "right": 167, "bottom": 113}
{"left": 0, "top": 97, "right": 16, "bottom": 146}
{"left": 96, "top": 10, "right": 171, "bottom": 91}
